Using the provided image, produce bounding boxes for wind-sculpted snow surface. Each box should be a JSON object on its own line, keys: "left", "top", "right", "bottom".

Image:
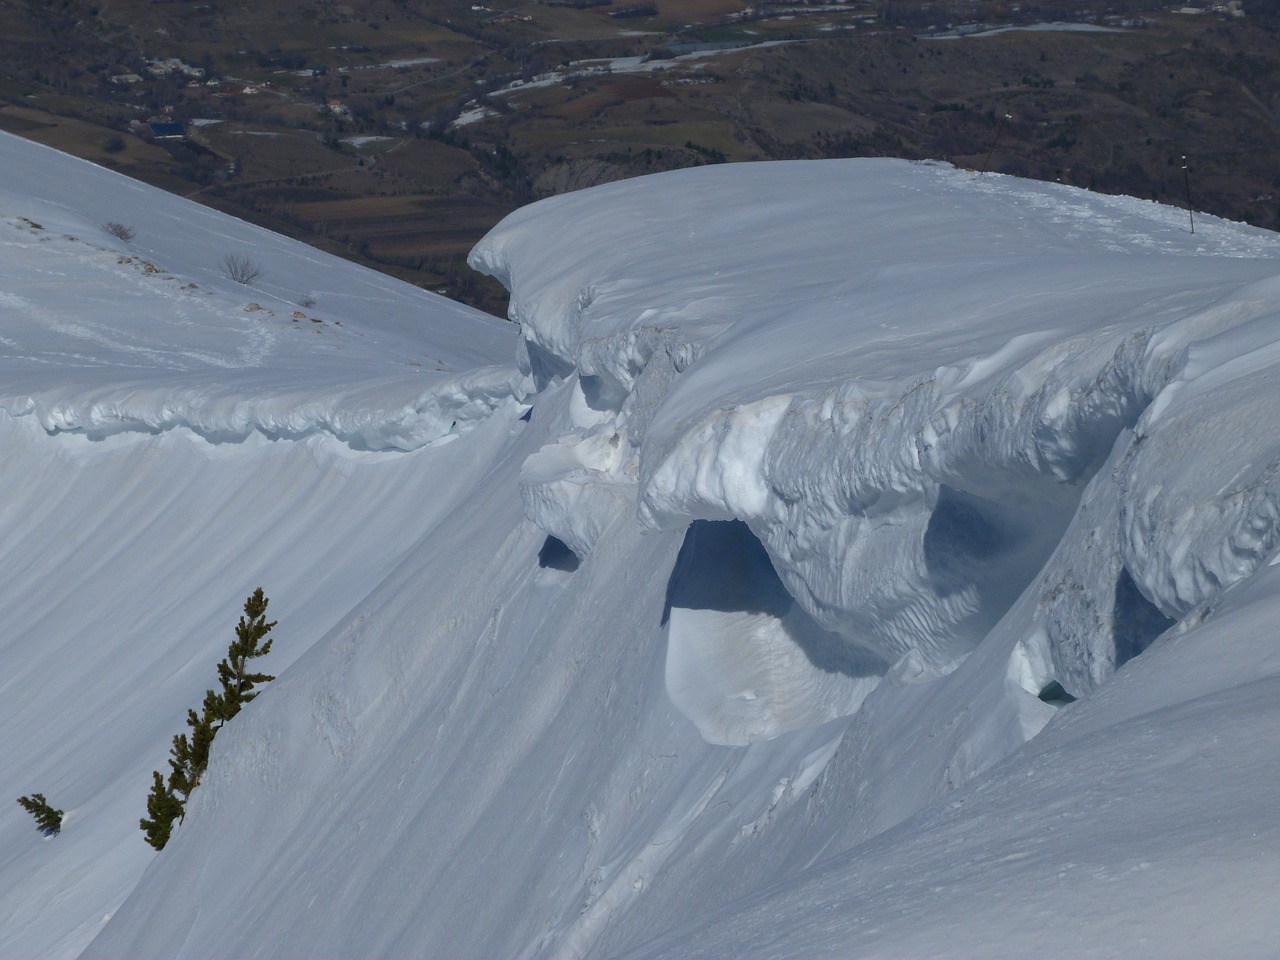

{"left": 473, "top": 158, "right": 1280, "bottom": 703}
{"left": 0, "top": 132, "right": 528, "bottom": 957}
{"left": 7, "top": 142, "right": 1280, "bottom": 960}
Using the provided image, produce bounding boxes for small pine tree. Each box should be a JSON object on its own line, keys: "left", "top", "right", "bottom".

{"left": 139, "top": 772, "right": 183, "bottom": 850}
{"left": 17, "top": 794, "right": 64, "bottom": 836}
{"left": 167, "top": 702, "right": 216, "bottom": 799}
{"left": 214, "top": 588, "right": 276, "bottom": 720}
{"left": 141, "top": 589, "right": 278, "bottom": 850}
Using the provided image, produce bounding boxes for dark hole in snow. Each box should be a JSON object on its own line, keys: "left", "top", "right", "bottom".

{"left": 923, "top": 485, "right": 1009, "bottom": 596}
{"left": 538, "top": 535, "right": 580, "bottom": 572}
{"left": 518, "top": 406, "right": 532, "bottom": 422}
{"left": 524, "top": 338, "right": 575, "bottom": 391}
{"left": 1113, "top": 565, "right": 1175, "bottom": 668}
{"left": 918, "top": 482, "right": 1080, "bottom": 655}
{"left": 1037, "top": 680, "right": 1077, "bottom": 706}
{"left": 663, "top": 519, "right": 886, "bottom": 678}
{"left": 926, "top": 483, "right": 1003, "bottom": 576}
{"left": 579, "top": 374, "right": 627, "bottom": 414}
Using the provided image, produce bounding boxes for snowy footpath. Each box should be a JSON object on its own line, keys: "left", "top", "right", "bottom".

{"left": 3, "top": 132, "right": 1280, "bottom": 958}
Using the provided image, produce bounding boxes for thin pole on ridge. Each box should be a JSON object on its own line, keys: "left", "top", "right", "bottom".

{"left": 980, "top": 113, "right": 1012, "bottom": 175}
{"left": 1181, "top": 156, "right": 1195, "bottom": 235}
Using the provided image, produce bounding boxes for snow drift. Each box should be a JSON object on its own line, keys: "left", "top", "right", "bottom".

{"left": 4, "top": 133, "right": 1280, "bottom": 960}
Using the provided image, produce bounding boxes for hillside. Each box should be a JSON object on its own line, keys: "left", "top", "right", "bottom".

{"left": 4, "top": 132, "right": 1280, "bottom": 958}
{"left": 1, "top": 0, "right": 1277, "bottom": 312}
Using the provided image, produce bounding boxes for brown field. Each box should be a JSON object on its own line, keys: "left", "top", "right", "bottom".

{"left": 289, "top": 193, "right": 514, "bottom": 259}
{"left": 0, "top": 110, "right": 55, "bottom": 134}
{"left": 524, "top": 6, "right": 654, "bottom": 41}
{"left": 655, "top": 0, "right": 747, "bottom": 19}
{"left": 0, "top": 105, "right": 180, "bottom": 185}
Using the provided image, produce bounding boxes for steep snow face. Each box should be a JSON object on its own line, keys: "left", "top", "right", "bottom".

{"left": 632, "top": 567, "right": 1280, "bottom": 960}
{"left": 0, "top": 131, "right": 528, "bottom": 958}
{"left": 0, "top": 415, "right": 524, "bottom": 959}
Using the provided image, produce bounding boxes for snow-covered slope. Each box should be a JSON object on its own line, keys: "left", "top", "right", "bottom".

{"left": 4, "top": 136, "right": 1280, "bottom": 959}
{"left": 0, "top": 132, "right": 520, "bottom": 448}
{"left": 0, "top": 131, "right": 525, "bottom": 956}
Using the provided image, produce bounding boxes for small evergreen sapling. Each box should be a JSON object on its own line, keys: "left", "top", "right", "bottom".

{"left": 140, "top": 588, "right": 278, "bottom": 851}
{"left": 215, "top": 587, "right": 277, "bottom": 719}
{"left": 166, "top": 701, "right": 216, "bottom": 800}
{"left": 139, "top": 772, "right": 182, "bottom": 850}
{"left": 17, "top": 794, "right": 64, "bottom": 836}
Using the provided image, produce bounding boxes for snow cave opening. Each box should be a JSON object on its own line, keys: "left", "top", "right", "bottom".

{"left": 538, "top": 535, "right": 581, "bottom": 573}
{"left": 920, "top": 482, "right": 1078, "bottom": 653}
{"left": 524, "top": 338, "right": 575, "bottom": 390}
{"left": 1113, "top": 565, "right": 1175, "bottom": 668}
{"left": 1037, "top": 680, "right": 1077, "bottom": 706}
{"left": 923, "top": 485, "right": 1009, "bottom": 582}
{"left": 578, "top": 374, "right": 628, "bottom": 415}
{"left": 662, "top": 519, "right": 886, "bottom": 746}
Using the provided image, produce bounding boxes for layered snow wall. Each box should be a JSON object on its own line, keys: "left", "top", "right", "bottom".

{"left": 472, "top": 159, "right": 1280, "bottom": 744}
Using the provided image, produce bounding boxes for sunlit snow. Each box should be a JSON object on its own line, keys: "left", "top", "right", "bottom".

{"left": 4, "top": 132, "right": 1280, "bottom": 960}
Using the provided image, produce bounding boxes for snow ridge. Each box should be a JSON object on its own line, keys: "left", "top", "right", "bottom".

{"left": 0, "top": 131, "right": 529, "bottom": 453}
{"left": 1, "top": 363, "right": 529, "bottom": 451}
